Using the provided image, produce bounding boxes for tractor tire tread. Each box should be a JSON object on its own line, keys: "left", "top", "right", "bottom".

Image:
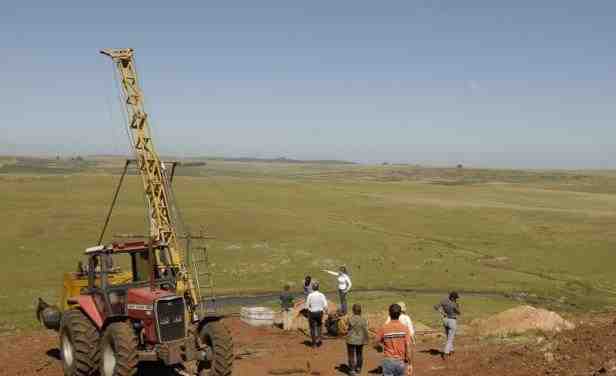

{"left": 61, "top": 309, "right": 100, "bottom": 376}
{"left": 202, "top": 321, "right": 233, "bottom": 376}
{"left": 101, "top": 321, "right": 138, "bottom": 376}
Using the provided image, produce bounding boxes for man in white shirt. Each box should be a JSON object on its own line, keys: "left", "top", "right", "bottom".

{"left": 323, "top": 266, "right": 352, "bottom": 314}
{"left": 306, "top": 281, "right": 328, "bottom": 347}
{"left": 385, "top": 301, "right": 416, "bottom": 344}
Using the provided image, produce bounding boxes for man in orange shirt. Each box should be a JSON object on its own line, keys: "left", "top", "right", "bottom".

{"left": 376, "top": 304, "right": 413, "bottom": 376}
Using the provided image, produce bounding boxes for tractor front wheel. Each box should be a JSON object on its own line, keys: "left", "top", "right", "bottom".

{"left": 59, "top": 309, "right": 100, "bottom": 376}
{"left": 198, "top": 321, "right": 233, "bottom": 376}
{"left": 99, "top": 321, "right": 138, "bottom": 376}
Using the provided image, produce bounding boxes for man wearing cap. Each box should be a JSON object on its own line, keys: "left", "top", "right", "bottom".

{"left": 306, "top": 281, "right": 328, "bottom": 347}
{"left": 434, "top": 292, "right": 461, "bottom": 359}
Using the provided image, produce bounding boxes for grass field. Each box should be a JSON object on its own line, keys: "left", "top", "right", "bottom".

{"left": 1, "top": 157, "right": 616, "bottom": 333}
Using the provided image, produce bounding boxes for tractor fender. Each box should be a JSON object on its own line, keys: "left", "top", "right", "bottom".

{"left": 67, "top": 296, "right": 104, "bottom": 328}
{"left": 196, "top": 315, "right": 224, "bottom": 333}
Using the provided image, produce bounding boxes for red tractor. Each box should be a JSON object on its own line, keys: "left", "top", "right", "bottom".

{"left": 37, "top": 48, "right": 233, "bottom": 376}
{"left": 39, "top": 241, "right": 232, "bottom": 376}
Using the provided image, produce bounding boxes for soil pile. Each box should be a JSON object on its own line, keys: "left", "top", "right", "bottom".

{"left": 473, "top": 305, "right": 574, "bottom": 336}
{"left": 478, "top": 313, "right": 616, "bottom": 376}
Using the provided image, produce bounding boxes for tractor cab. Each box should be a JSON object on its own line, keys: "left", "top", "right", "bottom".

{"left": 77, "top": 241, "right": 181, "bottom": 327}
{"left": 82, "top": 241, "right": 177, "bottom": 290}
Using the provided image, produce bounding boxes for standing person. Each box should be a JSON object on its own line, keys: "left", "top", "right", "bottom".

{"left": 434, "top": 291, "right": 461, "bottom": 359}
{"left": 279, "top": 284, "right": 294, "bottom": 331}
{"left": 303, "top": 275, "right": 313, "bottom": 298}
{"left": 385, "top": 302, "right": 416, "bottom": 344}
{"left": 376, "top": 304, "right": 413, "bottom": 376}
{"left": 306, "top": 281, "right": 328, "bottom": 347}
{"left": 323, "top": 266, "right": 352, "bottom": 314}
{"left": 346, "top": 304, "right": 369, "bottom": 376}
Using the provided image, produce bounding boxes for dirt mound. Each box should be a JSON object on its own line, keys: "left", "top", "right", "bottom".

{"left": 473, "top": 305, "right": 574, "bottom": 336}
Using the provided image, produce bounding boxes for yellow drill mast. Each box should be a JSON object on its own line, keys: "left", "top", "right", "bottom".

{"left": 100, "top": 48, "right": 199, "bottom": 310}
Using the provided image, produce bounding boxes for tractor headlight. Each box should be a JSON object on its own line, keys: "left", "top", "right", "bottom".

{"left": 108, "top": 291, "right": 127, "bottom": 315}
{"left": 109, "top": 292, "right": 122, "bottom": 305}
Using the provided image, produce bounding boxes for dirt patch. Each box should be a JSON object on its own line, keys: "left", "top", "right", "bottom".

{"left": 472, "top": 305, "right": 574, "bottom": 336}
{"left": 4, "top": 313, "right": 616, "bottom": 376}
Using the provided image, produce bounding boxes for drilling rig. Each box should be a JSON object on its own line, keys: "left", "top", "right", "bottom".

{"left": 37, "top": 49, "right": 233, "bottom": 376}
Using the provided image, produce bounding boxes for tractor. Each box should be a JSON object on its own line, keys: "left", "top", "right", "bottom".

{"left": 39, "top": 241, "right": 232, "bottom": 376}
{"left": 37, "top": 48, "right": 233, "bottom": 376}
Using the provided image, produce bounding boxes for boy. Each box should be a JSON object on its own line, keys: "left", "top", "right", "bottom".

{"left": 346, "top": 304, "right": 369, "bottom": 375}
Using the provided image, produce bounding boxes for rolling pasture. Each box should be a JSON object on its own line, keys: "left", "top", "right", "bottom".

{"left": 1, "top": 156, "right": 616, "bottom": 333}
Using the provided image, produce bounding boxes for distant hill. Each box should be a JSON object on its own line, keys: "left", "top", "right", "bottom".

{"left": 203, "top": 156, "right": 357, "bottom": 165}
{"left": 86, "top": 154, "right": 356, "bottom": 165}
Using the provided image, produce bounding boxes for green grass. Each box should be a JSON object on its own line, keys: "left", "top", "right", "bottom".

{"left": 1, "top": 158, "right": 616, "bottom": 332}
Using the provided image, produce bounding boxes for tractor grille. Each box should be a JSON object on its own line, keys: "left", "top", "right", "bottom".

{"left": 155, "top": 297, "right": 186, "bottom": 342}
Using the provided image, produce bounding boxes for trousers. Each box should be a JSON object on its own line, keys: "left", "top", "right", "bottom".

{"left": 443, "top": 318, "right": 457, "bottom": 354}
{"left": 308, "top": 311, "right": 323, "bottom": 344}
{"left": 338, "top": 290, "right": 348, "bottom": 314}
{"left": 281, "top": 309, "right": 293, "bottom": 330}
{"left": 382, "top": 358, "right": 406, "bottom": 376}
{"left": 346, "top": 344, "right": 364, "bottom": 372}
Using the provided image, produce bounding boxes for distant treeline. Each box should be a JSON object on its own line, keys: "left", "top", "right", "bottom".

{"left": 202, "top": 156, "right": 357, "bottom": 165}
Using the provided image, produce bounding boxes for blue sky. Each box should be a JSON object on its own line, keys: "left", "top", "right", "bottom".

{"left": 1, "top": 1, "right": 615, "bottom": 168}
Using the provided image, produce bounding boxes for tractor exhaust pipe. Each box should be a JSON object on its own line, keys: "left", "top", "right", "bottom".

{"left": 36, "top": 298, "right": 62, "bottom": 331}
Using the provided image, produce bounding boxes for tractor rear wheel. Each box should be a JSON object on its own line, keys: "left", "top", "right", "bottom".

{"left": 99, "top": 321, "right": 138, "bottom": 376}
{"left": 59, "top": 309, "right": 100, "bottom": 376}
{"left": 198, "top": 321, "right": 233, "bottom": 376}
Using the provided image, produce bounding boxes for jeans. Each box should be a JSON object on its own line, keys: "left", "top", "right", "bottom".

{"left": 346, "top": 344, "right": 364, "bottom": 372}
{"left": 443, "top": 318, "right": 457, "bottom": 354}
{"left": 281, "top": 309, "right": 293, "bottom": 331}
{"left": 338, "top": 290, "right": 348, "bottom": 314}
{"left": 308, "top": 311, "right": 323, "bottom": 345}
{"left": 382, "top": 358, "right": 406, "bottom": 376}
